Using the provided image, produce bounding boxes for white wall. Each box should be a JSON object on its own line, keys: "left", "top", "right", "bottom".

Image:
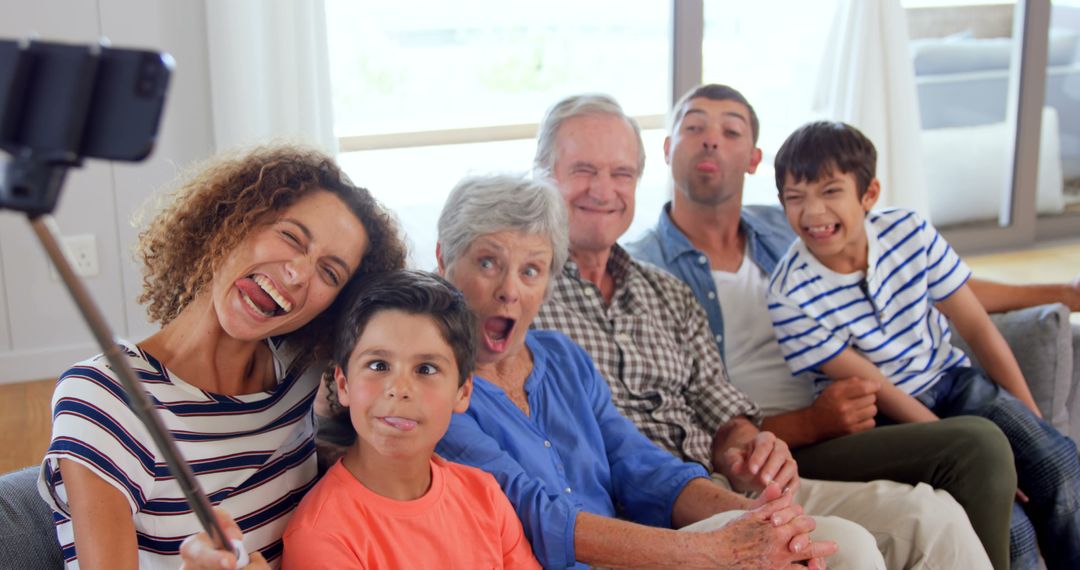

{"left": 0, "top": 0, "right": 216, "bottom": 383}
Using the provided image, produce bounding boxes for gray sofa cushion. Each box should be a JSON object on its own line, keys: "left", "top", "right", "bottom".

{"left": 1072, "top": 321, "right": 1080, "bottom": 443}
{"left": 951, "top": 303, "right": 1074, "bottom": 439}
{"left": 0, "top": 466, "right": 63, "bottom": 569}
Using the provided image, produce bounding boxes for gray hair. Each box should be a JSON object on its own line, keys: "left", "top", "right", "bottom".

{"left": 437, "top": 173, "right": 569, "bottom": 280}
{"left": 532, "top": 93, "right": 646, "bottom": 180}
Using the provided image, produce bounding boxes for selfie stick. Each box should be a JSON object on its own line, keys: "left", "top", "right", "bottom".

{"left": 29, "top": 216, "right": 245, "bottom": 565}
{"left": 0, "top": 40, "right": 246, "bottom": 565}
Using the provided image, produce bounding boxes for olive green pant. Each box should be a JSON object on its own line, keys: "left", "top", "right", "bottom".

{"left": 792, "top": 416, "right": 1015, "bottom": 570}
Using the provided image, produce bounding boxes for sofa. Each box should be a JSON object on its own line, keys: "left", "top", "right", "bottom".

{"left": 0, "top": 466, "right": 63, "bottom": 568}
{"left": 953, "top": 303, "right": 1080, "bottom": 444}
{"left": 2, "top": 305, "right": 1078, "bottom": 568}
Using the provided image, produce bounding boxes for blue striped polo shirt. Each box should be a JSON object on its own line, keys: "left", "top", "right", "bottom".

{"left": 766, "top": 208, "right": 971, "bottom": 396}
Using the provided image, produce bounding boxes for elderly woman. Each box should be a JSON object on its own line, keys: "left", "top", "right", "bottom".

{"left": 429, "top": 174, "right": 836, "bottom": 569}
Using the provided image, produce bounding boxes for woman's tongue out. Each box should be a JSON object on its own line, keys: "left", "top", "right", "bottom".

{"left": 482, "top": 316, "right": 515, "bottom": 353}
{"left": 235, "top": 277, "right": 280, "bottom": 317}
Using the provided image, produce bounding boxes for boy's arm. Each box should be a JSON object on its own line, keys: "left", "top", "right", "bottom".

{"left": 875, "top": 378, "right": 941, "bottom": 423}
{"left": 936, "top": 283, "right": 1041, "bottom": 415}
{"left": 818, "top": 348, "right": 939, "bottom": 424}
{"left": 764, "top": 276, "right": 881, "bottom": 446}
{"left": 968, "top": 274, "right": 1080, "bottom": 313}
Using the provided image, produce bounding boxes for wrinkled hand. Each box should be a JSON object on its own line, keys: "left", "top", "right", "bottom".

{"left": 723, "top": 431, "right": 800, "bottom": 496}
{"left": 809, "top": 377, "right": 879, "bottom": 439}
{"left": 696, "top": 484, "right": 835, "bottom": 569}
{"left": 179, "top": 508, "right": 269, "bottom": 570}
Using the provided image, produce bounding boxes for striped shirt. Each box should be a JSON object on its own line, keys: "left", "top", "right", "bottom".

{"left": 766, "top": 208, "right": 971, "bottom": 396}
{"left": 38, "top": 340, "right": 319, "bottom": 569}
{"left": 533, "top": 245, "right": 760, "bottom": 469}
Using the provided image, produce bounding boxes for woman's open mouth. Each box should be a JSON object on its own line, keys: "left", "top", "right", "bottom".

{"left": 482, "top": 316, "right": 516, "bottom": 353}
{"left": 235, "top": 275, "right": 293, "bottom": 317}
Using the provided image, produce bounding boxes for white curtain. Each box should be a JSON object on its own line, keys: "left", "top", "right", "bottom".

{"left": 814, "top": 0, "right": 929, "bottom": 215}
{"left": 204, "top": 0, "right": 337, "bottom": 154}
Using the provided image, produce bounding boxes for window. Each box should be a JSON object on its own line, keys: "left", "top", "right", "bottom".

{"left": 702, "top": 1, "right": 839, "bottom": 206}
{"left": 325, "top": 0, "right": 672, "bottom": 267}
{"left": 906, "top": 0, "right": 1020, "bottom": 229}
{"left": 327, "top": 0, "right": 1078, "bottom": 262}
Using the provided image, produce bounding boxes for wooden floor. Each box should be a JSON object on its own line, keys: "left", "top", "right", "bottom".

{"left": 0, "top": 377, "right": 57, "bottom": 473}
{"left": 965, "top": 239, "right": 1080, "bottom": 326}
{"left": 2, "top": 239, "right": 1078, "bottom": 474}
{"left": 965, "top": 239, "right": 1080, "bottom": 286}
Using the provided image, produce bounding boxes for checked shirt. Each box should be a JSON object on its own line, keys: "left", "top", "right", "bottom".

{"left": 533, "top": 244, "right": 760, "bottom": 469}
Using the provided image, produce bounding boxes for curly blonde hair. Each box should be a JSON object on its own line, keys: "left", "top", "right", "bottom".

{"left": 137, "top": 144, "right": 407, "bottom": 368}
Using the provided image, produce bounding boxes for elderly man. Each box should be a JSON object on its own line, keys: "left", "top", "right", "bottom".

{"left": 531, "top": 93, "right": 994, "bottom": 569}
{"left": 627, "top": 83, "right": 1080, "bottom": 569}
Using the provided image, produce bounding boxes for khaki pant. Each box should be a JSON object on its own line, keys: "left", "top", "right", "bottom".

{"left": 683, "top": 476, "right": 991, "bottom": 569}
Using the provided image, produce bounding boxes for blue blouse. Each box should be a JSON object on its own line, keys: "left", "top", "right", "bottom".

{"left": 436, "top": 330, "right": 708, "bottom": 569}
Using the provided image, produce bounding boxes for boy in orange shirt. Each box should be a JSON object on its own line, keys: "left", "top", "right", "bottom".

{"left": 282, "top": 270, "right": 540, "bottom": 569}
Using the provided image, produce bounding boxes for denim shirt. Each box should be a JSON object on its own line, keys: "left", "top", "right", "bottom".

{"left": 624, "top": 202, "right": 796, "bottom": 362}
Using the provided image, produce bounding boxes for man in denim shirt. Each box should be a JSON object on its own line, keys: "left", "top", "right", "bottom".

{"left": 626, "top": 83, "right": 1080, "bottom": 569}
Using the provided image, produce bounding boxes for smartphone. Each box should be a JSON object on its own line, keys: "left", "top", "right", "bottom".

{"left": 0, "top": 38, "right": 173, "bottom": 162}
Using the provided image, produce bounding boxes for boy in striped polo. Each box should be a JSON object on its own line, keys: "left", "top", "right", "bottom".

{"left": 765, "top": 120, "right": 1080, "bottom": 568}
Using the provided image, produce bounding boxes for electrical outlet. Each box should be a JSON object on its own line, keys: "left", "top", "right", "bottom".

{"left": 50, "top": 234, "right": 100, "bottom": 279}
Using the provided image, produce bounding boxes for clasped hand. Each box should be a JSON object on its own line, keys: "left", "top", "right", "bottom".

{"left": 693, "top": 483, "right": 835, "bottom": 569}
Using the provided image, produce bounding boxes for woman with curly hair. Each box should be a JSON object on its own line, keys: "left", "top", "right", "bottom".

{"left": 37, "top": 145, "right": 406, "bottom": 569}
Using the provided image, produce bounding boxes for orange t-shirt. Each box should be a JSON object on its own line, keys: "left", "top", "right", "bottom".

{"left": 281, "top": 456, "right": 540, "bottom": 569}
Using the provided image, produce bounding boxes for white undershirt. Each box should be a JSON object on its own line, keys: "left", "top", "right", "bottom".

{"left": 712, "top": 248, "right": 815, "bottom": 416}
